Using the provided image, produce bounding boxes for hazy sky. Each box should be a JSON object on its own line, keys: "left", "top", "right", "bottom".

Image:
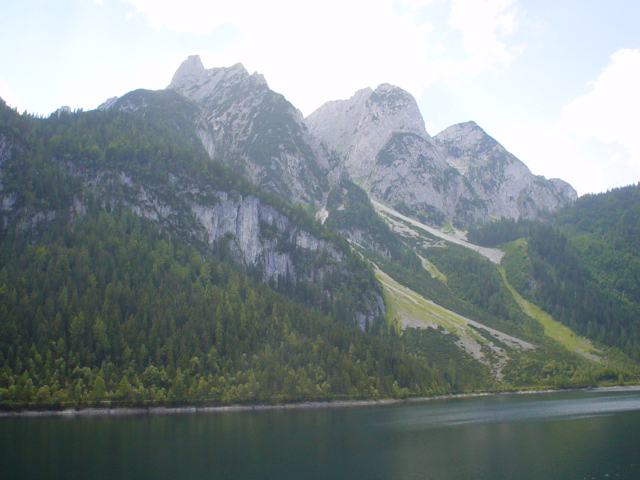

{"left": 1, "top": 0, "right": 639, "bottom": 195}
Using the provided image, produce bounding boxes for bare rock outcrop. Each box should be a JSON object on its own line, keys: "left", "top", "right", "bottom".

{"left": 306, "top": 84, "right": 429, "bottom": 180}
{"left": 308, "top": 85, "right": 576, "bottom": 224}
{"left": 166, "top": 56, "right": 330, "bottom": 205}
{"left": 435, "top": 122, "right": 577, "bottom": 220}
{"left": 306, "top": 85, "right": 487, "bottom": 225}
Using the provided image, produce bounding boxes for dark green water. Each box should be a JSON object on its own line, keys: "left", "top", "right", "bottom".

{"left": 2, "top": 388, "right": 640, "bottom": 480}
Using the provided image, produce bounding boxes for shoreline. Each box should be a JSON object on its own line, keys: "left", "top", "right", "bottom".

{"left": 2, "top": 385, "right": 640, "bottom": 419}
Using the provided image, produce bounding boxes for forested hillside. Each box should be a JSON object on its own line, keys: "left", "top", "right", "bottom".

{"left": 0, "top": 95, "right": 385, "bottom": 322}
{"left": 0, "top": 207, "right": 451, "bottom": 407}
{"left": 1, "top": 94, "right": 639, "bottom": 412}
{"left": 554, "top": 185, "right": 640, "bottom": 306}
{"left": 467, "top": 186, "right": 640, "bottom": 361}
{"left": 320, "top": 181, "right": 638, "bottom": 388}
{"left": 0, "top": 98, "right": 461, "bottom": 410}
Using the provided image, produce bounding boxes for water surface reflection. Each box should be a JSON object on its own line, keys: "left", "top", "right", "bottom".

{"left": 2, "top": 388, "right": 640, "bottom": 480}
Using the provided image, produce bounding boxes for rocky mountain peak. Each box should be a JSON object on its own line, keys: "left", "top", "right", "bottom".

{"left": 435, "top": 122, "right": 577, "bottom": 219}
{"left": 163, "top": 56, "right": 329, "bottom": 205}
{"left": 167, "top": 56, "right": 264, "bottom": 103}
{"left": 368, "top": 84, "right": 425, "bottom": 121}
{"left": 144, "top": 57, "right": 578, "bottom": 225}
{"left": 435, "top": 121, "right": 483, "bottom": 149}
{"left": 306, "top": 85, "right": 486, "bottom": 225}
{"left": 97, "top": 96, "right": 119, "bottom": 111}
{"left": 435, "top": 121, "right": 503, "bottom": 176}
{"left": 168, "top": 54, "right": 208, "bottom": 89}
{"left": 364, "top": 83, "right": 429, "bottom": 139}
{"left": 306, "top": 83, "right": 429, "bottom": 180}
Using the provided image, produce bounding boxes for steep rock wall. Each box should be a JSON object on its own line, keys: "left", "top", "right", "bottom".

{"left": 167, "top": 56, "right": 330, "bottom": 204}
{"left": 435, "top": 122, "right": 577, "bottom": 220}
{"left": 306, "top": 85, "right": 488, "bottom": 225}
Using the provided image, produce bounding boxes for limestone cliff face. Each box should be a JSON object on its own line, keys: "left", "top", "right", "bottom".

{"left": 102, "top": 58, "right": 578, "bottom": 225}
{"left": 134, "top": 183, "right": 383, "bottom": 323}
{"left": 0, "top": 133, "right": 14, "bottom": 221}
{"left": 81, "top": 168, "right": 342, "bottom": 283}
{"left": 308, "top": 84, "right": 576, "bottom": 224}
{"left": 306, "top": 85, "right": 487, "bottom": 225}
{"left": 0, "top": 154, "right": 384, "bottom": 322}
{"left": 0, "top": 117, "right": 341, "bottom": 285}
{"left": 0, "top": 133, "right": 11, "bottom": 164}
{"left": 370, "top": 132, "right": 487, "bottom": 225}
{"left": 306, "top": 84, "right": 429, "bottom": 181}
{"left": 435, "top": 122, "right": 577, "bottom": 220}
{"left": 166, "top": 56, "right": 329, "bottom": 205}
{"left": 189, "top": 192, "right": 344, "bottom": 282}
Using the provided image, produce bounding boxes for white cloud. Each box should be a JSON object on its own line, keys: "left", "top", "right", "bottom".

{"left": 494, "top": 118, "right": 640, "bottom": 195}
{"left": 559, "top": 48, "right": 640, "bottom": 170}
{"left": 446, "top": 0, "right": 519, "bottom": 74}
{"left": 479, "top": 48, "right": 640, "bottom": 195}
{"left": 120, "top": 0, "right": 240, "bottom": 34}
{"left": 399, "top": 0, "right": 440, "bottom": 7}
{"left": 157, "top": 0, "right": 437, "bottom": 115}
{"left": 115, "top": 0, "right": 524, "bottom": 115}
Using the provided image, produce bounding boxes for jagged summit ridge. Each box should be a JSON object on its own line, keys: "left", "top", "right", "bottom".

{"left": 102, "top": 56, "right": 578, "bottom": 225}
{"left": 306, "top": 84, "right": 487, "bottom": 225}
{"left": 306, "top": 83, "right": 429, "bottom": 180}
{"left": 433, "top": 121, "right": 487, "bottom": 176}
{"left": 164, "top": 56, "right": 329, "bottom": 205}
{"left": 307, "top": 81, "right": 577, "bottom": 224}
{"left": 167, "top": 55, "right": 210, "bottom": 91}
{"left": 435, "top": 121, "right": 578, "bottom": 219}
{"left": 168, "top": 55, "right": 267, "bottom": 102}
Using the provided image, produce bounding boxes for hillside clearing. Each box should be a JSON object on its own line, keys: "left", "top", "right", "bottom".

{"left": 375, "top": 266, "right": 534, "bottom": 379}
{"left": 500, "top": 268, "right": 602, "bottom": 363}
{"left": 372, "top": 200, "right": 505, "bottom": 264}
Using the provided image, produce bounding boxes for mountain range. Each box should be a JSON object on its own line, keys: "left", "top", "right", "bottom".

{"left": 0, "top": 56, "right": 637, "bottom": 410}
{"left": 105, "top": 55, "right": 576, "bottom": 225}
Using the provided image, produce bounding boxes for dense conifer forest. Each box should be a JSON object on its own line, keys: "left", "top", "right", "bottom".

{"left": 1, "top": 97, "right": 639, "bottom": 411}
{"left": 467, "top": 186, "right": 640, "bottom": 361}
{"left": 0, "top": 99, "right": 448, "bottom": 409}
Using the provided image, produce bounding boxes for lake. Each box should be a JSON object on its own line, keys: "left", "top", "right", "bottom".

{"left": 2, "top": 388, "right": 640, "bottom": 479}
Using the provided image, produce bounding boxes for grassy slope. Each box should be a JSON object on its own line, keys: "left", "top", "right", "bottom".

{"left": 500, "top": 268, "right": 603, "bottom": 362}
{"left": 375, "top": 266, "right": 534, "bottom": 380}
{"left": 420, "top": 255, "right": 447, "bottom": 283}
{"left": 370, "top": 202, "right": 617, "bottom": 372}
{"left": 376, "top": 201, "right": 600, "bottom": 357}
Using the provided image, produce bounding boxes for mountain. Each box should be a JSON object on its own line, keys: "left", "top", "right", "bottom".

{"left": 0, "top": 57, "right": 636, "bottom": 411}
{"left": 306, "top": 84, "right": 487, "bottom": 226}
{"left": 307, "top": 85, "right": 577, "bottom": 226}
{"left": 305, "top": 85, "right": 428, "bottom": 179}
{"left": 0, "top": 96, "right": 383, "bottom": 325}
{"left": 104, "top": 57, "right": 577, "bottom": 227}
{"left": 1, "top": 97, "right": 434, "bottom": 408}
{"left": 163, "top": 55, "right": 331, "bottom": 205}
{"left": 435, "top": 121, "right": 577, "bottom": 220}
{"left": 467, "top": 183, "right": 640, "bottom": 362}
